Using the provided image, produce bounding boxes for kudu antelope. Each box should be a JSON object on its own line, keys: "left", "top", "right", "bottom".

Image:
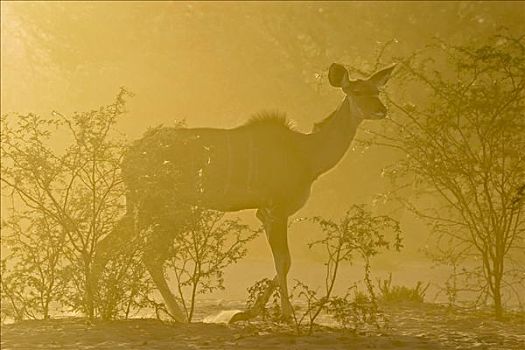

{"left": 89, "top": 63, "right": 396, "bottom": 322}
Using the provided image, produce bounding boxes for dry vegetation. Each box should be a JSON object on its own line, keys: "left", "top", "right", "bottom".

{"left": 1, "top": 2, "right": 524, "bottom": 349}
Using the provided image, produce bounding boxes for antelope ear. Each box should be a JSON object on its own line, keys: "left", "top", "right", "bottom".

{"left": 328, "top": 63, "right": 350, "bottom": 88}
{"left": 368, "top": 64, "right": 396, "bottom": 88}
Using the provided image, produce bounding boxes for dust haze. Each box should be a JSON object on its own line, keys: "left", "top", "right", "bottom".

{"left": 1, "top": 2, "right": 524, "bottom": 349}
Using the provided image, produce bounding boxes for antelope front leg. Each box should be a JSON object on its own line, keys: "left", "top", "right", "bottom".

{"left": 259, "top": 209, "right": 293, "bottom": 319}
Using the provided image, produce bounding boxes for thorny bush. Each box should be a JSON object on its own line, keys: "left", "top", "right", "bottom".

{"left": 168, "top": 209, "right": 258, "bottom": 322}
{"left": 245, "top": 205, "right": 403, "bottom": 335}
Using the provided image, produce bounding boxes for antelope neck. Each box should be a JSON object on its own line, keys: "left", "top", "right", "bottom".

{"left": 307, "top": 96, "right": 363, "bottom": 178}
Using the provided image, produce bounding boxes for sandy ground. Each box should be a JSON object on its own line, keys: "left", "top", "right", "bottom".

{"left": 1, "top": 304, "right": 523, "bottom": 350}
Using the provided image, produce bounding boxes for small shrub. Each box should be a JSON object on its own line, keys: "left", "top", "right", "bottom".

{"left": 290, "top": 205, "right": 402, "bottom": 334}
{"left": 377, "top": 273, "right": 429, "bottom": 304}
{"left": 168, "top": 209, "right": 258, "bottom": 322}
{"left": 240, "top": 205, "right": 403, "bottom": 335}
{"left": 328, "top": 289, "right": 388, "bottom": 332}
{"left": 1, "top": 214, "right": 68, "bottom": 320}
{"left": 1, "top": 89, "right": 133, "bottom": 319}
{"left": 289, "top": 280, "right": 324, "bottom": 334}
{"left": 95, "top": 247, "right": 155, "bottom": 320}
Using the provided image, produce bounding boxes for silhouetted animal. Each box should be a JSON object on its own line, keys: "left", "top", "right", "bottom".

{"left": 90, "top": 63, "right": 396, "bottom": 322}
